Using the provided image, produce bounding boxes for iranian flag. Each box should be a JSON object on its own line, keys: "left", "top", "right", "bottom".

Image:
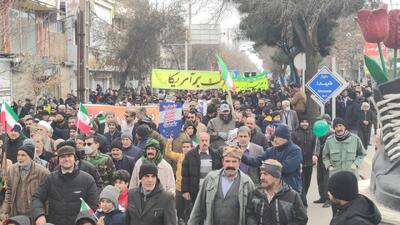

{"left": 76, "top": 103, "right": 92, "bottom": 134}
{"left": 0, "top": 101, "right": 20, "bottom": 132}
{"left": 79, "top": 198, "right": 96, "bottom": 217}
{"left": 216, "top": 53, "right": 236, "bottom": 92}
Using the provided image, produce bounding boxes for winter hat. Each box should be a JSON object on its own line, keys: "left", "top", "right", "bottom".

{"left": 121, "top": 132, "right": 133, "bottom": 141}
{"left": 57, "top": 145, "right": 76, "bottom": 157}
{"left": 4, "top": 215, "right": 31, "bottom": 225}
{"left": 273, "top": 125, "right": 291, "bottom": 140}
{"left": 75, "top": 211, "right": 97, "bottom": 225}
{"left": 145, "top": 138, "right": 161, "bottom": 152}
{"left": 110, "top": 139, "right": 123, "bottom": 150}
{"left": 10, "top": 123, "right": 22, "bottom": 133}
{"left": 38, "top": 120, "right": 52, "bottom": 133}
{"left": 139, "top": 162, "right": 158, "bottom": 179}
{"left": 260, "top": 159, "right": 282, "bottom": 178}
{"left": 222, "top": 146, "right": 243, "bottom": 160}
{"left": 328, "top": 170, "right": 358, "bottom": 201}
{"left": 18, "top": 143, "right": 35, "bottom": 159}
{"left": 333, "top": 117, "right": 347, "bottom": 128}
{"left": 99, "top": 185, "right": 120, "bottom": 208}
{"left": 321, "top": 114, "right": 332, "bottom": 125}
{"left": 136, "top": 124, "right": 150, "bottom": 138}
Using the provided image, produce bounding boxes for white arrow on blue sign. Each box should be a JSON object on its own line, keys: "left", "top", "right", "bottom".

{"left": 306, "top": 66, "right": 346, "bottom": 104}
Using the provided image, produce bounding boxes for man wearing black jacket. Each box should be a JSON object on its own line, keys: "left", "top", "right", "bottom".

{"left": 292, "top": 117, "right": 317, "bottom": 196}
{"left": 126, "top": 162, "right": 176, "bottom": 225}
{"left": 181, "top": 132, "right": 222, "bottom": 204}
{"left": 31, "top": 146, "right": 98, "bottom": 225}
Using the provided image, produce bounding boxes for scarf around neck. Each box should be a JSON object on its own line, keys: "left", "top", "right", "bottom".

{"left": 335, "top": 130, "right": 351, "bottom": 142}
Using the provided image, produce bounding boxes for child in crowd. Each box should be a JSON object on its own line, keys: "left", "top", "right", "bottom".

{"left": 113, "top": 170, "right": 130, "bottom": 210}
{"left": 95, "top": 185, "right": 125, "bottom": 225}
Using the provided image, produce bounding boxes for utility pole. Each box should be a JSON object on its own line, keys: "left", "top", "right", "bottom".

{"left": 77, "top": 0, "right": 90, "bottom": 102}
{"left": 185, "top": 0, "right": 192, "bottom": 70}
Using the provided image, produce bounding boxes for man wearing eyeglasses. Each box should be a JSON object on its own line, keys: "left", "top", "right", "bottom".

{"left": 84, "top": 135, "right": 115, "bottom": 186}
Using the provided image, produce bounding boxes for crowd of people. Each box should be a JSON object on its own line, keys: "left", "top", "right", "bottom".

{"left": 0, "top": 80, "right": 383, "bottom": 225}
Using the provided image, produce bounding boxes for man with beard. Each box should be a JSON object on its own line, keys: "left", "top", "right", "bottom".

{"left": 173, "top": 121, "right": 197, "bottom": 152}
{"left": 246, "top": 160, "right": 308, "bottom": 225}
{"left": 129, "top": 139, "right": 175, "bottom": 195}
{"left": 246, "top": 116, "right": 268, "bottom": 149}
{"left": 323, "top": 118, "right": 365, "bottom": 178}
{"left": 207, "top": 103, "right": 236, "bottom": 152}
{"left": 186, "top": 109, "right": 207, "bottom": 134}
{"left": 280, "top": 100, "right": 299, "bottom": 132}
{"left": 2, "top": 143, "right": 49, "bottom": 220}
{"left": 22, "top": 117, "right": 34, "bottom": 138}
{"left": 188, "top": 146, "right": 255, "bottom": 225}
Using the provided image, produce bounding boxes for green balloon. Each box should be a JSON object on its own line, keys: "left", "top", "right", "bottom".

{"left": 313, "top": 120, "right": 329, "bottom": 137}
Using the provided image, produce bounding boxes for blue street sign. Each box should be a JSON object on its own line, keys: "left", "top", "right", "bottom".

{"left": 306, "top": 67, "right": 345, "bottom": 104}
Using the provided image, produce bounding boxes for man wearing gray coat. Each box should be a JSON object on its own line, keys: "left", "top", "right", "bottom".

{"left": 236, "top": 126, "right": 264, "bottom": 184}
{"left": 280, "top": 100, "right": 299, "bottom": 132}
{"left": 188, "top": 146, "right": 255, "bottom": 225}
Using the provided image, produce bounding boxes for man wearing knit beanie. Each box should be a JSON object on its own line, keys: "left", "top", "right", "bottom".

{"left": 2, "top": 144, "right": 49, "bottom": 220}
{"left": 242, "top": 124, "right": 303, "bottom": 193}
{"left": 125, "top": 162, "right": 176, "bottom": 225}
{"left": 323, "top": 116, "right": 366, "bottom": 179}
{"left": 95, "top": 185, "right": 125, "bottom": 225}
{"left": 328, "top": 171, "right": 381, "bottom": 225}
{"left": 246, "top": 159, "right": 308, "bottom": 225}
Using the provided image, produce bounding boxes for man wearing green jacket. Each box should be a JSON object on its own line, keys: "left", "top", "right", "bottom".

{"left": 188, "top": 146, "right": 255, "bottom": 225}
{"left": 323, "top": 117, "right": 366, "bottom": 178}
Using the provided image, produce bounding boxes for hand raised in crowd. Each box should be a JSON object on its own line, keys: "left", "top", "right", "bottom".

{"left": 97, "top": 216, "right": 105, "bottom": 225}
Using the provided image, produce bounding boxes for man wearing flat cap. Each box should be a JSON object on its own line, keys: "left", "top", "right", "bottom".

{"left": 31, "top": 145, "right": 98, "bottom": 225}
{"left": 246, "top": 159, "right": 308, "bottom": 225}
{"left": 188, "top": 146, "right": 255, "bottom": 225}
{"left": 323, "top": 117, "right": 366, "bottom": 178}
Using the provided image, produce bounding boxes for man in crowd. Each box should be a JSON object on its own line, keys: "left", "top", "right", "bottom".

{"left": 280, "top": 100, "right": 299, "bottom": 132}
{"left": 181, "top": 132, "right": 222, "bottom": 205}
{"left": 5, "top": 124, "right": 26, "bottom": 163}
{"left": 236, "top": 126, "right": 263, "bottom": 184}
{"left": 291, "top": 116, "right": 317, "bottom": 197}
{"left": 31, "top": 145, "right": 98, "bottom": 225}
{"left": 186, "top": 108, "right": 207, "bottom": 134}
{"left": 126, "top": 162, "right": 176, "bottom": 225}
{"left": 85, "top": 134, "right": 115, "bottom": 186}
{"left": 314, "top": 114, "right": 334, "bottom": 208}
{"left": 242, "top": 124, "right": 303, "bottom": 193}
{"left": 110, "top": 140, "right": 135, "bottom": 177}
{"left": 246, "top": 159, "right": 308, "bottom": 225}
{"left": 104, "top": 119, "right": 121, "bottom": 149}
{"left": 323, "top": 117, "right": 366, "bottom": 178}
{"left": 188, "top": 146, "right": 255, "bottom": 225}
{"left": 246, "top": 116, "right": 268, "bottom": 149}
{"left": 129, "top": 138, "right": 175, "bottom": 195}
{"left": 121, "top": 109, "right": 136, "bottom": 135}
{"left": 207, "top": 103, "right": 236, "bottom": 152}
{"left": 2, "top": 143, "right": 49, "bottom": 220}
{"left": 328, "top": 171, "right": 381, "bottom": 225}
